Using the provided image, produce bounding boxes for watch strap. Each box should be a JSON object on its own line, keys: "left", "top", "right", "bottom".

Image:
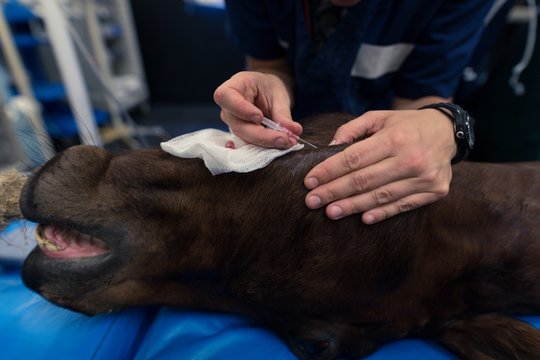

{"left": 419, "top": 103, "right": 475, "bottom": 164}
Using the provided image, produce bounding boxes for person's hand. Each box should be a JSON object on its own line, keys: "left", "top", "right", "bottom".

{"left": 304, "top": 109, "right": 456, "bottom": 224}
{"left": 213, "top": 71, "right": 302, "bottom": 148}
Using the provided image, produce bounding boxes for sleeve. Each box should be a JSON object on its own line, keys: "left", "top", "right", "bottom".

{"left": 224, "top": 0, "right": 286, "bottom": 60}
{"left": 393, "top": 0, "right": 498, "bottom": 99}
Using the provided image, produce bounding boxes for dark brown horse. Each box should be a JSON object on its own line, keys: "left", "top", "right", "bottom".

{"left": 19, "top": 113, "right": 540, "bottom": 359}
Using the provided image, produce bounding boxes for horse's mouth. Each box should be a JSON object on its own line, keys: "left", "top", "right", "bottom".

{"left": 35, "top": 224, "right": 111, "bottom": 259}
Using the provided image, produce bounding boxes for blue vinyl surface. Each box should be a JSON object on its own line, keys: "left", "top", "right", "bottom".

{"left": 134, "top": 309, "right": 297, "bottom": 360}
{"left": 135, "top": 308, "right": 457, "bottom": 360}
{"left": 3, "top": 266, "right": 540, "bottom": 359}
{"left": 0, "top": 271, "right": 155, "bottom": 360}
{"left": 0, "top": 271, "right": 457, "bottom": 360}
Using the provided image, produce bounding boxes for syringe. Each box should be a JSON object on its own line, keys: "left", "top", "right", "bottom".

{"left": 261, "top": 117, "right": 318, "bottom": 149}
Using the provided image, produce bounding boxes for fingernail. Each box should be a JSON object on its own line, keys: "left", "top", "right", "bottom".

{"left": 306, "top": 195, "right": 322, "bottom": 208}
{"left": 305, "top": 177, "right": 319, "bottom": 189}
{"left": 364, "top": 214, "right": 376, "bottom": 224}
{"left": 327, "top": 205, "right": 343, "bottom": 219}
{"left": 274, "top": 137, "right": 287, "bottom": 148}
{"left": 329, "top": 139, "right": 338, "bottom": 146}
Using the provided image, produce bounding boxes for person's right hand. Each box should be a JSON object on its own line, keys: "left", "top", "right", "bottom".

{"left": 213, "top": 71, "right": 302, "bottom": 149}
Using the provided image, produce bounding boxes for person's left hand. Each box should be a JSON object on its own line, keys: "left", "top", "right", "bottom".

{"left": 304, "top": 109, "right": 456, "bottom": 224}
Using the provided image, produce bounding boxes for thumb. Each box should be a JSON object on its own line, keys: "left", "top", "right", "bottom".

{"left": 273, "top": 111, "right": 302, "bottom": 137}
{"left": 330, "top": 110, "right": 391, "bottom": 145}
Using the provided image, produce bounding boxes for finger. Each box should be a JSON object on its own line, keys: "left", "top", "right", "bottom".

{"left": 361, "top": 192, "right": 441, "bottom": 224}
{"left": 321, "top": 176, "right": 438, "bottom": 220}
{"left": 214, "top": 85, "right": 262, "bottom": 123}
{"left": 331, "top": 110, "right": 393, "bottom": 145}
{"left": 305, "top": 156, "right": 406, "bottom": 209}
{"left": 226, "top": 114, "right": 298, "bottom": 149}
{"left": 273, "top": 116, "right": 303, "bottom": 137}
{"left": 323, "top": 179, "right": 421, "bottom": 219}
{"left": 304, "top": 136, "right": 392, "bottom": 190}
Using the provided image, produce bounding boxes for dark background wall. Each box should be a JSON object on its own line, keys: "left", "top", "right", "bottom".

{"left": 130, "top": 1, "right": 243, "bottom": 104}
{"left": 464, "top": 22, "right": 540, "bottom": 162}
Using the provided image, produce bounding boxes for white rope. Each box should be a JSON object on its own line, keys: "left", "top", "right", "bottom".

{"left": 509, "top": 0, "right": 537, "bottom": 96}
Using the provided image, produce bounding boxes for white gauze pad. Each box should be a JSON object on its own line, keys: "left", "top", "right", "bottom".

{"left": 161, "top": 129, "right": 304, "bottom": 175}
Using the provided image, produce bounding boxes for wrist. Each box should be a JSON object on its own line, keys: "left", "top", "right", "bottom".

{"left": 419, "top": 103, "right": 475, "bottom": 164}
{"left": 392, "top": 95, "right": 451, "bottom": 110}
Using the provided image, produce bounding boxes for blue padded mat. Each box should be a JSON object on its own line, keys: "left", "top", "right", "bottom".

{"left": 3, "top": 269, "right": 540, "bottom": 359}
{"left": 135, "top": 309, "right": 297, "bottom": 360}
{"left": 135, "top": 308, "right": 456, "bottom": 360}
{"left": 0, "top": 272, "right": 156, "bottom": 360}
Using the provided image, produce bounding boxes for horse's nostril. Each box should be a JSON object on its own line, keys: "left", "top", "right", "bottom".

{"left": 289, "top": 335, "right": 340, "bottom": 360}
{"left": 302, "top": 340, "right": 330, "bottom": 355}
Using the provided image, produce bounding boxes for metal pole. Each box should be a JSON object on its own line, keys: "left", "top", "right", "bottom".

{"left": 41, "top": 0, "right": 102, "bottom": 146}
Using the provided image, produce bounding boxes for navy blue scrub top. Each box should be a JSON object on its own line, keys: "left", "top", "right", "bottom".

{"left": 224, "top": 0, "right": 497, "bottom": 118}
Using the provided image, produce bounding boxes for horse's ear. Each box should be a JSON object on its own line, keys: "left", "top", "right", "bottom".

{"left": 436, "top": 314, "right": 540, "bottom": 359}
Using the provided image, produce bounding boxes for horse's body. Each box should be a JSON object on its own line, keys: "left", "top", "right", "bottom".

{"left": 19, "top": 114, "right": 540, "bottom": 359}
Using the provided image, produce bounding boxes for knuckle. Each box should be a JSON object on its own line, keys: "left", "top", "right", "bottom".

{"left": 334, "top": 199, "right": 362, "bottom": 218}
{"left": 387, "top": 129, "right": 409, "bottom": 148}
{"left": 254, "top": 131, "right": 274, "bottom": 146}
{"left": 396, "top": 199, "right": 417, "bottom": 213}
{"left": 342, "top": 149, "right": 364, "bottom": 171}
{"left": 321, "top": 187, "right": 339, "bottom": 204}
{"left": 220, "top": 110, "right": 234, "bottom": 125}
{"left": 422, "top": 170, "right": 450, "bottom": 197}
{"left": 219, "top": 109, "right": 227, "bottom": 122}
{"left": 213, "top": 86, "right": 225, "bottom": 103}
{"left": 371, "top": 188, "right": 392, "bottom": 206}
{"left": 312, "top": 163, "right": 333, "bottom": 183}
{"left": 231, "top": 96, "right": 248, "bottom": 112}
{"left": 434, "top": 183, "right": 450, "bottom": 198}
{"left": 422, "top": 169, "right": 439, "bottom": 184}
{"left": 349, "top": 172, "right": 371, "bottom": 192}
{"left": 401, "top": 151, "right": 426, "bottom": 174}
{"left": 349, "top": 200, "right": 367, "bottom": 215}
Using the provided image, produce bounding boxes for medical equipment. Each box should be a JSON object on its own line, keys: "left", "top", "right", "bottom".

{"left": 262, "top": 117, "right": 317, "bottom": 149}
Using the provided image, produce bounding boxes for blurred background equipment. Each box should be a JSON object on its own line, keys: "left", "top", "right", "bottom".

{"left": 0, "top": 0, "right": 164, "bottom": 172}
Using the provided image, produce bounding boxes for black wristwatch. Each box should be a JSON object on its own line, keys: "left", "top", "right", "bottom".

{"left": 419, "top": 102, "right": 475, "bottom": 164}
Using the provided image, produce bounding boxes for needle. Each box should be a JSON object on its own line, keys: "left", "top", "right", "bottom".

{"left": 261, "top": 117, "right": 318, "bottom": 149}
